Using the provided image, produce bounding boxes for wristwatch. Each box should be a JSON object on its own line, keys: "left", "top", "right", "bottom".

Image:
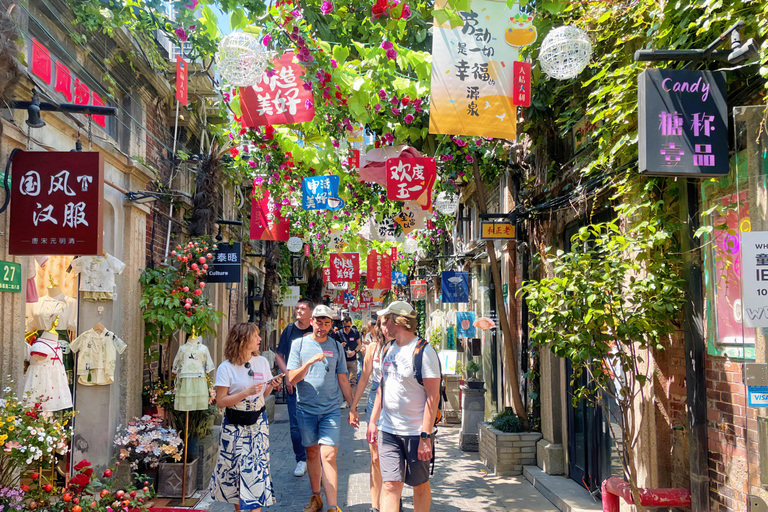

{"left": 420, "top": 431, "right": 429, "bottom": 440}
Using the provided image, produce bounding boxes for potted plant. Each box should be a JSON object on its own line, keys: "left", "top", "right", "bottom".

{"left": 465, "top": 359, "right": 484, "bottom": 389}
{"left": 113, "top": 415, "right": 183, "bottom": 489}
{"left": 479, "top": 409, "right": 542, "bottom": 476}
{"left": 0, "top": 387, "right": 73, "bottom": 487}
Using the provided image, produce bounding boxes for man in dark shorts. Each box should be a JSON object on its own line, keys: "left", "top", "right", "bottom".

{"left": 339, "top": 317, "right": 360, "bottom": 407}
{"left": 366, "top": 301, "right": 440, "bottom": 512}
{"left": 276, "top": 298, "right": 315, "bottom": 477}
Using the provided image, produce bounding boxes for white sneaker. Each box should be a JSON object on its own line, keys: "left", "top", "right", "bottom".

{"left": 340, "top": 401, "right": 349, "bottom": 409}
{"left": 294, "top": 460, "right": 307, "bottom": 477}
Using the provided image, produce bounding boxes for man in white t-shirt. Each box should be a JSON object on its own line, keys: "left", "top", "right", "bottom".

{"left": 365, "top": 301, "right": 440, "bottom": 512}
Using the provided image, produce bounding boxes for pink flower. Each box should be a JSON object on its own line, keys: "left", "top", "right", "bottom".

{"left": 392, "top": 107, "right": 400, "bottom": 115}
{"left": 378, "top": 89, "right": 387, "bottom": 99}
{"left": 475, "top": 139, "right": 482, "bottom": 146}
{"left": 321, "top": 0, "right": 334, "bottom": 14}
{"left": 386, "top": 48, "right": 397, "bottom": 60}
{"left": 303, "top": 81, "right": 313, "bottom": 91}
{"left": 174, "top": 27, "right": 188, "bottom": 42}
{"left": 332, "top": 139, "right": 340, "bottom": 148}
{"left": 374, "top": 104, "right": 382, "bottom": 112}
{"left": 404, "top": 114, "right": 414, "bottom": 124}
{"left": 440, "top": 154, "right": 454, "bottom": 161}
{"left": 465, "top": 155, "right": 474, "bottom": 163}
{"left": 265, "top": 154, "right": 271, "bottom": 162}
{"left": 384, "top": 132, "right": 394, "bottom": 144}
{"left": 262, "top": 34, "right": 272, "bottom": 46}
{"left": 254, "top": 177, "right": 264, "bottom": 186}
{"left": 305, "top": 99, "right": 314, "bottom": 109}
{"left": 380, "top": 41, "right": 393, "bottom": 50}
{"left": 454, "top": 138, "right": 467, "bottom": 147}
{"left": 331, "top": 59, "right": 338, "bottom": 68}
{"left": 248, "top": 160, "right": 257, "bottom": 168}
{"left": 185, "top": 0, "right": 199, "bottom": 8}
{"left": 400, "top": 4, "right": 411, "bottom": 18}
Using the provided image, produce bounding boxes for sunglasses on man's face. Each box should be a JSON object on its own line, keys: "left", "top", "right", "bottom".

{"left": 244, "top": 361, "right": 255, "bottom": 377}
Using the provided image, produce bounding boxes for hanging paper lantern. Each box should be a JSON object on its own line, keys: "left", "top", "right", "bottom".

{"left": 435, "top": 192, "right": 460, "bottom": 215}
{"left": 538, "top": 26, "right": 592, "bottom": 80}
{"left": 287, "top": 236, "right": 303, "bottom": 252}
{"left": 402, "top": 237, "right": 418, "bottom": 254}
{"left": 216, "top": 32, "right": 270, "bottom": 87}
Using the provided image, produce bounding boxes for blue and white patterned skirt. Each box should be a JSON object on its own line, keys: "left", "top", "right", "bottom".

{"left": 209, "top": 410, "right": 276, "bottom": 509}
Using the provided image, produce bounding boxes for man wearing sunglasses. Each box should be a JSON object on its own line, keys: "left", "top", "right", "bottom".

{"left": 287, "top": 305, "right": 355, "bottom": 512}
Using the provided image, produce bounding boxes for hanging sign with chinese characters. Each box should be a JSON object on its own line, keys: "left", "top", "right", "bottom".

{"left": 366, "top": 251, "right": 392, "bottom": 289}
{"left": 481, "top": 221, "right": 516, "bottom": 240}
{"left": 410, "top": 279, "right": 427, "bottom": 300}
{"left": 442, "top": 271, "right": 470, "bottom": 303}
{"left": 240, "top": 52, "right": 315, "bottom": 127}
{"left": 385, "top": 158, "right": 437, "bottom": 210}
{"left": 10, "top": 152, "right": 103, "bottom": 256}
{"left": 250, "top": 183, "right": 290, "bottom": 241}
{"left": 511, "top": 61, "right": 531, "bottom": 107}
{"left": 207, "top": 242, "right": 242, "bottom": 284}
{"left": 392, "top": 270, "right": 408, "bottom": 286}
{"left": 429, "top": 1, "right": 536, "bottom": 139}
{"left": 302, "top": 175, "right": 345, "bottom": 211}
{"left": 330, "top": 253, "right": 360, "bottom": 283}
{"left": 638, "top": 69, "right": 728, "bottom": 177}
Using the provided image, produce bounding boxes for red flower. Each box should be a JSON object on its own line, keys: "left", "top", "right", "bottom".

{"left": 230, "top": 147, "right": 240, "bottom": 158}
{"left": 69, "top": 473, "right": 91, "bottom": 491}
{"left": 74, "top": 460, "right": 91, "bottom": 471}
{"left": 264, "top": 125, "right": 275, "bottom": 140}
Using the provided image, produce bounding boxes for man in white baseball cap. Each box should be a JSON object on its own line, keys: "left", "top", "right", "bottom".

{"left": 287, "top": 304, "right": 355, "bottom": 512}
{"left": 366, "top": 300, "right": 441, "bottom": 512}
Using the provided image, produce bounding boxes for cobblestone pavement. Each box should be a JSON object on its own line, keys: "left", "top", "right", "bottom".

{"left": 196, "top": 391, "right": 558, "bottom": 512}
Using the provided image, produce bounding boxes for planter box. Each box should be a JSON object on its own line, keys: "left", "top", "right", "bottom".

{"left": 158, "top": 458, "right": 198, "bottom": 498}
{"left": 444, "top": 375, "right": 461, "bottom": 424}
{"left": 479, "top": 423, "right": 542, "bottom": 476}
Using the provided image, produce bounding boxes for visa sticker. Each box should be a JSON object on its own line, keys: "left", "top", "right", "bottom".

{"left": 323, "top": 350, "right": 335, "bottom": 358}
{"left": 253, "top": 372, "right": 264, "bottom": 381}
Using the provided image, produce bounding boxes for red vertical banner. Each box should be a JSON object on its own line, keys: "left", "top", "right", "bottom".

{"left": 350, "top": 149, "right": 360, "bottom": 169}
{"left": 304, "top": 244, "right": 310, "bottom": 257}
{"left": 329, "top": 253, "right": 360, "bottom": 282}
{"left": 512, "top": 61, "right": 531, "bottom": 107}
{"left": 322, "top": 267, "right": 331, "bottom": 283}
{"left": 250, "top": 182, "right": 290, "bottom": 241}
{"left": 176, "top": 55, "right": 188, "bottom": 106}
{"left": 390, "top": 247, "right": 397, "bottom": 261}
{"left": 366, "top": 251, "right": 392, "bottom": 289}
{"left": 31, "top": 39, "right": 52, "bottom": 85}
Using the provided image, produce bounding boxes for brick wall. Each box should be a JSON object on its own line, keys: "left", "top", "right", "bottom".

{"left": 706, "top": 356, "right": 756, "bottom": 512}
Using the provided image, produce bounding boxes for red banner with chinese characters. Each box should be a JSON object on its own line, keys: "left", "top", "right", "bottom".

{"left": 359, "top": 288, "right": 373, "bottom": 308}
{"left": 385, "top": 157, "right": 437, "bottom": 210}
{"left": 31, "top": 39, "right": 51, "bottom": 85}
{"left": 512, "top": 61, "right": 531, "bottom": 107}
{"left": 176, "top": 55, "right": 188, "bottom": 106}
{"left": 250, "top": 183, "right": 289, "bottom": 241}
{"left": 240, "top": 52, "right": 315, "bottom": 127}
{"left": 10, "top": 152, "right": 104, "bottom": 255}
{"left": 366, "top": 250, "right": 392, "bottom": 289}
{"left": 323, "top": 267, "right": 331, "bottom": 283}
{"left": 330, "top": 253, "right": 360, "bottom": 283}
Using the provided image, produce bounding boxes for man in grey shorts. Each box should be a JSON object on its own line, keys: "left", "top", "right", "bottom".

{"left": 366, "top": 301, "right": 441, "bottom": 512}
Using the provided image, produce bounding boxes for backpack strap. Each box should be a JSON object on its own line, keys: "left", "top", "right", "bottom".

{"left": 413, "top": 338, "right": 432, "bottom": 386}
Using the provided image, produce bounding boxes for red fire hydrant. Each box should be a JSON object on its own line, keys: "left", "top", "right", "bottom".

{"left": 602, "top": 477, "right": 691, "bottom": 512}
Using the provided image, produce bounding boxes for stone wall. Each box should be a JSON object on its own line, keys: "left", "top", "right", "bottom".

{"left": 479, "top": 424, "right": 541, "bottom": 476}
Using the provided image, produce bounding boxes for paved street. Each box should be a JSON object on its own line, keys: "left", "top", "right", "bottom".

{"left": 196, "top": 388, "right": 558, "bottom": 512}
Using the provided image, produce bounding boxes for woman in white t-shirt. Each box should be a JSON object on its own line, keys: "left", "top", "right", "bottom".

{"left": 209, "top": 323, "right": 283, "bottom": 512}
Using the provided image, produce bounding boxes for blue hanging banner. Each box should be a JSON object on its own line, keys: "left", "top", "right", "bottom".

{"left": 456, "top": 311, "right": 476, "bottom": 338}
{"left": 441, "top": 271, "right": 469, "bottom": 303}
{"left": 302, "top": 175, "right": 345, "bottom": 210}
{"left": 392, "top": 270, "right": 408, "bottom": 285}
{"left": 446, "top": 325, "right": 456, "bottom": 350}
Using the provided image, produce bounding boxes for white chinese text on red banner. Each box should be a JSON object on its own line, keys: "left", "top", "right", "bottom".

{"left": 330, "top": 253, "right": 360, "bottom": 283}
{"left": 250, "top": 182, "right": 290, "bottom": 241}
{"left": 385, "top": 157, "right": 437, "bottom": 211}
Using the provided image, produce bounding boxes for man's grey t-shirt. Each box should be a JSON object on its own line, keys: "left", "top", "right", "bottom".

{"left": 287, "top": 334, "right": 347, "bottom": 414}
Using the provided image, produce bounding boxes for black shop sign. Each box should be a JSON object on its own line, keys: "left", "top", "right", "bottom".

{"left": 207, "top": 242, "right": 241, "bottom": 284}
{"left": 638, "top": 69, "right": 728, "bottom": 177}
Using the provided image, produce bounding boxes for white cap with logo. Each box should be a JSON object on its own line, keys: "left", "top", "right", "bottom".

{"left": 312, "top": 305, "right": 335, "bottom": 318}
{"left": 376, "top": 300, "right": 416, "bottom": 318}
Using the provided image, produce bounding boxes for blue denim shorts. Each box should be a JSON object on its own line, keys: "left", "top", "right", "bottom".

{"left": 367, "top": 380, "right": 380, "bottom": 422}
{"left": 296, "top": 408, "right": 341, "bottom": 447}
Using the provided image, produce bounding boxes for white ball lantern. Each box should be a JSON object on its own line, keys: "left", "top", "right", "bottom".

{"left": 538, "top": 26, "right": 592, "bottom": 80}
{"left": 287, "top": 236, "right": 304, "bottom": 253}
{"left": 216, "top": 32, "right": 270, "bottom": 87}
{"left": 402, "top": 237, "right": 419, "bottom": 254}
{"left": 435, "top": 192, "right": 460, "bottom": 215}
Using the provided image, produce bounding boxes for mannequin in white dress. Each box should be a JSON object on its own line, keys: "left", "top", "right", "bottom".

{"left": 24, "top": 318, "right": 73, "bottom": 411}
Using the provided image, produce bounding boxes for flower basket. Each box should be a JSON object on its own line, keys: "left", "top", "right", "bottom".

{"left": 114, "top": 416, "right": 183, "bottom": 472}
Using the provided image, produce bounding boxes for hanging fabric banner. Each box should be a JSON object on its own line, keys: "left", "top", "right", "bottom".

{"left": 176, "top": 55, "right": 188, "bottom": 106}
{"left": 385, "top": 157, "right": 437, "bottom": 211}
{"left": 456, "top": 311, "right": 476, "bottom": 338}
{"left": 366, "top": 251, "right": 393, "bottom": 289}
{"left": 323, "top": 267, "right": 331, "bottom": 283}
{"left": 511, "top": 61, "right": 531, "bottom": 107}
{"left": 330, "top": 253, "right": 360, "bottom": 282}
{"left": 441, "top": 271, "right": 469, "bottom": 303}
{"left": 394, "top": 202, "right": 429, "bottom": 235}
{"left": 429, "top": 1, "right": 537, "bottom": 139}
{"left": 370, "top": 214, "right": 403, "bottom": 242}
{"left": 250, "top": 182, "right": 290, "bottom": 241}
{"left": 240, "top": 51, "right": 315, "bottom": 127}
{"left": 302, "top": 175, "right": 346, "bottom": 210}
{"left": 392, "top": 270, "right": 408, "bottom": 286}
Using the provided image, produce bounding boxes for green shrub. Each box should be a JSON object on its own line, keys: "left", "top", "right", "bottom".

{"left": 490, "top": 409, "right": 526, "bottom": 433}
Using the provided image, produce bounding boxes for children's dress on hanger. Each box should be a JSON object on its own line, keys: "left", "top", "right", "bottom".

{"left": 24, "top": 332, "right": 73, "bottom": 411}
{"left": 70, "top": 254, "right": 126, "bottom": 302}
{"left": 70, "top": 328, "right": 127, "bottom": 385}
{"left": 172, "top": 337, "right": 215, "bottom": 411}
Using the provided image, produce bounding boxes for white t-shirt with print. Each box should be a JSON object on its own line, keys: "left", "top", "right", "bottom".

{"left": 70, "top": 254, "right": 126, "bottom": 293}
{"left": 379, "top": 337, "right": 441, "bottom": 436}
{"left": 214, "top": 355, "right": 272, "bottom": 410}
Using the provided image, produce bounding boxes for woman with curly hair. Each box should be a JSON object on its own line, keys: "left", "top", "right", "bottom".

{"left": 210, "top": 322, "right": 283, "bottom": 511}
